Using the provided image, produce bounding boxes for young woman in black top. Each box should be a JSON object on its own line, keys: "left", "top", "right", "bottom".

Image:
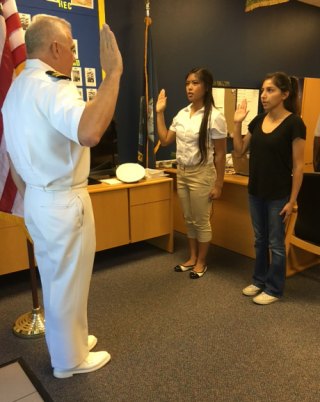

{"left": 233, "top": 72, "right": 306, "bottom": 305}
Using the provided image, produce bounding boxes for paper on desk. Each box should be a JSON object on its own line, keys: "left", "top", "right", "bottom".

{"left": 145, "top": 168, "right": 168, "bottom": 179}
{"left": 100, "top": 178, "right": 122, "bottom": 185}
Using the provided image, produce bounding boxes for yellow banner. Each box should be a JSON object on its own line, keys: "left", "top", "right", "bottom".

{"left": 245, "top": 0, "right": 290, "bottom": 12}
{"left": 46, "top": 0, "right": 94, "bottom": 10}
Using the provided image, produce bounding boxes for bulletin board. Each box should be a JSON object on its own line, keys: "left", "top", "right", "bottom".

{"left": 16, "top": 0, "right": 105, "bottom": 101}
{"left": 212, "top": 87, "right": 260, "bottom": 136}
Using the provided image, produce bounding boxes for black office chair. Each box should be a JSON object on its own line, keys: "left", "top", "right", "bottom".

{"left": 287, "top": 172, "right": 320, "bottom": 256}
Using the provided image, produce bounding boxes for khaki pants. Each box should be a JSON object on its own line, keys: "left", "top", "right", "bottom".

{"left": 177, "top": 164, "right": 216, "bottom": 243}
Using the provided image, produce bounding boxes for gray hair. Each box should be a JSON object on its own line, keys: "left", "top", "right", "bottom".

{"left": 25, "top": 14, "right": 72, "bottom": 56}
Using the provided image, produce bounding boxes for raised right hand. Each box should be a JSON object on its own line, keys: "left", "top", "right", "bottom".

{"left": 100, "top": 24, "right": 123, "bottom": 77}
{"left": 156, "top": 89, "right": 167, "bottom": 113}
{"left": 234, "top": 99, "right": 249, "bottom": 123}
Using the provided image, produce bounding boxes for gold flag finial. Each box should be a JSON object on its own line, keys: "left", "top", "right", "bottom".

{"left": 145, "top": 0, "right": 150, "bottom": 17}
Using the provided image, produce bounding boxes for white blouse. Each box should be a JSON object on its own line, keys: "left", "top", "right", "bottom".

{"left": 169, "top": 104, "right": 227, "bottom": 166}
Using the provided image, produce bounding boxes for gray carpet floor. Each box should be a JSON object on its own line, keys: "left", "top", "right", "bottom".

{"left": 0, "top": 232, "right": 319, "bottom": 402}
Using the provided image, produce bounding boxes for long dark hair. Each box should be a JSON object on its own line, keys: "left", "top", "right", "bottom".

{"left": 264, "top": 72, "right": 301, "bottom": 115}
{"left": 186, "top": 67, "right": 215, "bottom": 164}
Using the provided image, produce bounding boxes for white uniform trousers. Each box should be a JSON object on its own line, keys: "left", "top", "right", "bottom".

{"left": 24, "top": 185, "right": 96, "bottom": 369}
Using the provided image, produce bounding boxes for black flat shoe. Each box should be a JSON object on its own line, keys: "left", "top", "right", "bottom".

{"left": 190, "top": 266, "right": 207, "bottom": 279}
{"left": 174, "top": 264, "right": 194, "bottom": 272}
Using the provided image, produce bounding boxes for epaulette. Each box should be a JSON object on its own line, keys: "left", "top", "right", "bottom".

{"left": 46, "top": 70, "right": 71, "bottom": 80}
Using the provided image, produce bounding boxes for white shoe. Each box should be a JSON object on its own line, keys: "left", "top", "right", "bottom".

{"left": 189, "top": 265, "right": 207, "bottom": 279}
{"left": 253, "top": 292, "right": 279, "bottom": 305}
{"left": 242, "top": 284, "right": 262, "bottom": 296}
{"left": 88, "top": 335, "right": 97, "bottom": 351}
{"left": 53, "top": 351, "right": 111, "bottom": 379}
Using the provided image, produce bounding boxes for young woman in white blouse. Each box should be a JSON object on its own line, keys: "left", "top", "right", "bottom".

{"left": 156, "top": 67, "right": 227, "bottom": 279}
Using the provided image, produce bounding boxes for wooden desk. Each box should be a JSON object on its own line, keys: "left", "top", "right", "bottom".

{"left": 0, "top": 177, "right": 173, "bottom": 276}
{"left": 88, "top": 177, "right": 173, "bottom": 253}
{"left": 166, "top": 169, "right": 320, "bottom": 277}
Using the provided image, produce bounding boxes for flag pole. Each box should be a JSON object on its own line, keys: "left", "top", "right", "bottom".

{"left": 12, "top": 233, "right": 45, "bottom": 339}
{"left": 144, "top": 0, "right": 151, "bottom": 167}
{"left": 145, "top": 0, "right": 161, "bottom": 160}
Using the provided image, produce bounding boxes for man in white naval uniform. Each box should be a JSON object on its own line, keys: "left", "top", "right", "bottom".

{"left": 2, "top": 14, "right": 122, "bottom": 378}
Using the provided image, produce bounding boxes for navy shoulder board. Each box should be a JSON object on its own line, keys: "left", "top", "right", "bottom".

{"left": 46, "top": 70, "right": 71, "bottom": 80}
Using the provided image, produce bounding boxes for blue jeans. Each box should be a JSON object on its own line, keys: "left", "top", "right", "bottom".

{"left": 249, "top": 194, "right": 288, "bottom": 297}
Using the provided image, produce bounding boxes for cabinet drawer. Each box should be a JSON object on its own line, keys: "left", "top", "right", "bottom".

{"left": 130, "top": 199, "right": 171, "bottom": 242}
{"left": 90, "top": 189, "right": 130, "bottom": 251}
{"left": 130, "top": 182, "right": 171, "bottom": 206}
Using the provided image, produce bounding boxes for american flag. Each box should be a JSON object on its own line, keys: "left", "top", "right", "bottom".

{"left": 0, "top": 0, "right": 26, "bottom": 216}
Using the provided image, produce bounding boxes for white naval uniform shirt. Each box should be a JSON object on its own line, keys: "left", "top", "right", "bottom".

{"left": 169, "top": 104, "right": 227, "bottom": 166}
{"left": 2, "top": 59, "right": 87, "bottom": 189}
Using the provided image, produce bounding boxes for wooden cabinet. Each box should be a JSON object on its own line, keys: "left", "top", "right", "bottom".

{"left": 0, "top": 219, "right": 29, "bottom": 275}
{"left": 130, "top": 181, "right": 172, "bottom": 243}
{"left": 301, "top": 77, "right": 320, "bottom": 171}
{"left": 90, "top": 187, "right": 129, "bottom": 251}
{"left": 89, "top": 178, "right": 173, "bottom": 252}
{"left": 0, "top": 177, "right": 173, "bottom": 276}
{"left": 210, "top": 176, "right": 254, "bottom": 258}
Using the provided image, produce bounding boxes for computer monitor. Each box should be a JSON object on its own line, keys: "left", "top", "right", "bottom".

{"left": 89, "top": 120, "right": 118, "bottom": 181}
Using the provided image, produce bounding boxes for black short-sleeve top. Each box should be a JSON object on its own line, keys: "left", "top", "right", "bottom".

{"left": 248, "top": 113, "right": 306, "bottom": 200}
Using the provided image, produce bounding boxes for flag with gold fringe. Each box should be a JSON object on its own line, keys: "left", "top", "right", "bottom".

{"left": 0, "top": 0, "right": 29, "bottom": 237}
{"left": 245, "top": 0, "right": 290, "bottom": 12}
{"left": 137, "top": 1, "right": 159, "bottom": 168}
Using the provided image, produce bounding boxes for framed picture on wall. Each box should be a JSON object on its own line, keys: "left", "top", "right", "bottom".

{"left": 85, "top": 67, "right": 96, "bottom": 87}
{"left": 19, "top": 13, "right": 31, "bottom": 30}
{"left": 72, "top": 39, "right": 79, "bottom": 59}
{"left": 71, "top": 67, "right": 83, "bottom": 86}
{"left": 86, "top": 88, "right": 97, "bottom": 101}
